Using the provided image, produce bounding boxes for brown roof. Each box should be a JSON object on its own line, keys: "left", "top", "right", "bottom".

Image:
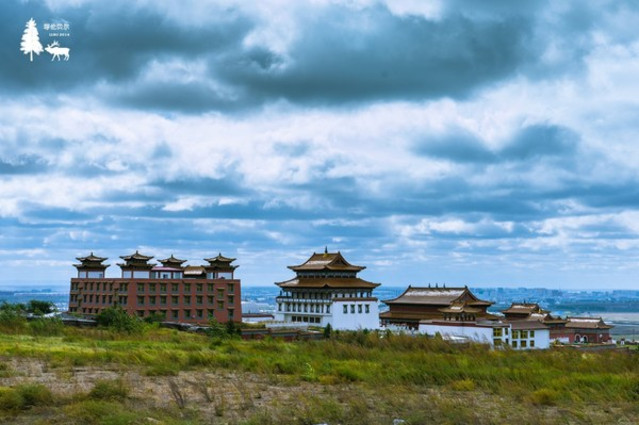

{"left": 120, "top": 251, "right": 154, "bottom": 261}
{"left": 288, "top": 250, "right": 365, "bottom": 272}
{"left": 276, "top": 277, "right": 379, "bottom": 289}
{"left": 204, "top": 253, "right": 236, "bottom": 263}
{"left": 158, "top": 254, "right": 187, "bottom": 266}
{"left": 383, "top": 286, "right": 493, "bottom": 307}
{"left": 184, "top": 266, "right": 205, "bottom": 276}
{"left": 379, "top": 311, "right": 432, "bottom": 320}
{"left": 510, "top": 320, "right": 550, "bottom": 330}
{"left": 438, "top": 304, "right": 482, "bottom": 314}
{"left": 501, "top": 303, "right": 549, "bottom": 315}
{"left": 565, "top": 317, "right": 614, "bottom": 329}
{"left": 76, "top": 252, "right": 108, "bottom": 262}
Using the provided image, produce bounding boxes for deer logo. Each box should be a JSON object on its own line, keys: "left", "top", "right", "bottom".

{"left": 45, "top": 40, "right": 70, "bottom": 61}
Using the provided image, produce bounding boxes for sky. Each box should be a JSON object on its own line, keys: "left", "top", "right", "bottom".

{"left": 1, "top": 0, "right": 639, "bottom": 291}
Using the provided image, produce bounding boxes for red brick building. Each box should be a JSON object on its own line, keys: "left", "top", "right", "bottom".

{"left": 69, "top": 251, "right": 241, "bottom": 324}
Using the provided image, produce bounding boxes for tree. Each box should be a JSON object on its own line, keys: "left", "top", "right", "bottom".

{"left": 20, "top": 18, "right": 43, "bottom": 62}
{"left": 26, "top": 300, "right": 56, "bottom": 316}
{"left": 96, "top": 307, "right": 142, "bottom": 333}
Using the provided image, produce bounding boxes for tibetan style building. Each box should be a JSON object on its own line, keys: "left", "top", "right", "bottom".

{"left": 501, "top": 302, "right": 613, "bottom": 344}
{"left": 69, "top": 251, "right": 241, "bottom": 324}
{"left": 274, "top": 249, "right": 380, "bottom": 330}
{"left": 380, "top": 285, "right": 496, "bottom": 330}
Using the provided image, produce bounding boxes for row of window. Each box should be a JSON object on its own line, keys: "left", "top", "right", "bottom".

{"left": 71, "top": 282, "right": 235, "bottom": 294}
{"left": 343, "top": 304, "right": 371, "bottom": 314}
{"left": 280, "top": 290, "right": 372, "bottom": 299}
{"left": 512, "top": 330, "right": 535, "bottom": 339}
{"left": 280, "top": 303, "right": 331, "bottom": 313}
{"left": 291, "top": 316, "right": 321, "bottom": 324}
{"left": 71, "top": 307, "right": 234, "bottom": 320}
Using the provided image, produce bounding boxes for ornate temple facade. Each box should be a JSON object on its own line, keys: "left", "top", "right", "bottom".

{"left": 69, "top": 251, "right": 241, "bottom": 324}
{"left": 274, "top": 249, "right": 380, "bottom": 330}
{"left": 380, "top": 285, "right": 497, "bottom": 330}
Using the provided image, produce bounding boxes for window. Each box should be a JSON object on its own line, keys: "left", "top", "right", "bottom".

{"left": 160, "top": 284, "right": 167, "bottom": 293}
{"left": 173, "top": 272, "right": 183, "bottom": 279}
{"left": 172, "top": 310, "right": 179, "bottom": 319}
{"left": 343, "top": 305, "right": 348, "bottom": 314}
{"left": 184, "top": 310, "right": 191, "bottom": 319}
{"left": 512, "top": 330, "right": 519, "bottom": 339}
{"left": 218, "top": 301, "right": 224, "bottom": 309}
{"left": 122, "top": 271, "right": 132, "bottom": 278}
{"left": 137, "top": 310, "right": 145, "bottom": 317}
{"left": 184, "top": 296, "right": 191, "bottom": 305}
{"left": 207, "top": 283, "right": 214, "bottom": 292}
{"left": 137, "top": 283, "right": 145, "bottom": 292}
{"left": 530, "top": 330, "right": 535, "bottom": 338}
{"left": 208, "top": 296, "right": 214, "bottom": 304}
{"left": 365, "top": 304, "right": 370, "bottom": 314}
{"left": 172, "top": 296, "right": 179, "bottom": 305}
{"left": 137, "top": 296, "right": 145, "bottom": 305}
{"left": 78, "top": 271, "right": 87, "bottom": 278}
{"left": 87, "top": 271, "right": 103, "bottom": 278}
{"left": 358, "top": 305, "right": 362, "bottom": 313}
{"left": 160, "top": 296, "right": 167, "bottom": 305}
{"left": 228, "top": 310, "right": 234, "bottom": 319}
{"left": 217, "top": 289, "right": 224, "bottom": 297}
{"left": 493, "top": 328, "right": 503, "bottom": 337}
{"left": 326, "top": 305, "right": 330, "bottom": 314}
{"left": 196, "top": 309, "right": 203, "bottom": 318}
{"left": 494, "top": 339, "right": 503, "bottom": 346}
{"left": 521, "top": 330, "right": 528, "bottom": 339}
{"left": 512, "top": 341, "right": 518, "bottom": 348}
{"left": 184, "top": 283, "right": 191, "bottom": 292}
{"left": 530, "top": 340, "right": 535, "bottom": 347}
{"left": 196, "top": 283, "right": 203, "bottom": 293}
{"left": 149, "top": 296, "right": 156, "bottom": 306}
{"left": 149, "top": 283, "right": 156, "bottom": 292}
{"left": 171, "top": 283, "right": 178, "bottom": 292}
{"left": 350, "top": 305, "right": 355, "bottom": 314}
{"left": 228, "top": 283, "right": 235, "bottom": 294}
{"left": 521, "top": 340, "right": 528, "bottom": 348}
{"left": 133, "top": 271, "right": 149, "bottom": 279}
{"left": 196, "top": 296, "right": 203, "bottom": 305}
{"left": 218, "top": 272, "right": 232, "bottom": 279}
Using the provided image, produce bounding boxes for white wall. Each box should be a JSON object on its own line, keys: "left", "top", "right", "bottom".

{"left": 419, "top": 323, "right": 495, "bottom": 345}
{"left": 330, "top": 300, "right": 379, "bottom": 330}
{"left": 510, "top": 328, "right": 550, "bottom": 350}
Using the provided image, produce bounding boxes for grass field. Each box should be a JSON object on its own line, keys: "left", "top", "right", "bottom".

{"left": 0, "top": 319, "right": 637, "bottom": 424}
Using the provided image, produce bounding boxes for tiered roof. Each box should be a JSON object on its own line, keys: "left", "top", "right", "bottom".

{"left": 73, "top": 252, "right": 109, "bottom": 270}
{"left": 118, "top": 250, "right": 156, "bottom": 269}
{"left": 501, "top": 303, "right": 549, "bottom": 315}
{"left": 383, "top": 286, "right": 493, "bottom": 307}
{"left": 565, "top": 317, "right": 614, "bottom": 329}
{"left": 288, "top": 250, "right": 365, "bottom": 272}
{"left": 158, "top": 254, "right": 187, "bottom": 268}
{"left": 204, "top": 253, "right": 238, "bottom": 271}
{"left": 276, "top": 250, "right": 378, "bottom": 289}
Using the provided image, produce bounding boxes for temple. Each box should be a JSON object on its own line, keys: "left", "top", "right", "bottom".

{"left": 380, "top": 285, "right": 496, "bottom": 330}
{"left": 69, "top": 251, "right": 241, "bottom": 324}
{"left": 274, "top": 249, "right": 380, "bottom": 330}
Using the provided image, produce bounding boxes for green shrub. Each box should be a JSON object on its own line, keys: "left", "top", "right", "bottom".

{"left": 26, "top": 300, "right": 56, "bottom": 315}
{"left": 0, "top": 387, "right": 23, "bottom": 411}
{"left": 529, "top": 388, "right": 560, "bottom": 406}
{"left": 15, "top": 383, "right": 53, "bottom": 407}
{"left": 95, "top": 307, "right": 142, "bottom": 333}
{"left": 29, "top": 317, "right": 65, "bottom": 336}
{"left": 88, "top": 379, "right": 129, "bottom": 401}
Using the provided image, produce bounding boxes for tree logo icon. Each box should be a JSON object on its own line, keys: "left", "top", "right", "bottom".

{"left": 20, "top": 18, "right": 43, "bottom": 62}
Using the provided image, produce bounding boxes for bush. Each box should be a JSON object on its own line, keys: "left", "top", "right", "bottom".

{"left": 95, "top": 307, "right": 142, "bottom": 333}
{"left": 15, "top": 383, "right": 53, "bottom": 407}
{"left": 88, "top": 379, "right": 129, "bottom": 401}
{"left": 29, "top": 317, "right": 65, "bottom": 336}
{"left": 0, "top": 387, "right": 23, "bottom": 411}
{"left": 529, "top": 388, "right": 560, "bottom": 406}
{"left": 26, "top": 300, "right": 56, "bottom": 315}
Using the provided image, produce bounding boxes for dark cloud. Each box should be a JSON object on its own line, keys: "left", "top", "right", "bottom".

{"left": 217, "top": 6, "right": 534, "bottom": 106}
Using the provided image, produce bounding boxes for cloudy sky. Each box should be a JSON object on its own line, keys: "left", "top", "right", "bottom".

{"left": 2, "top": 0, "right": 639, "bottom": 290}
